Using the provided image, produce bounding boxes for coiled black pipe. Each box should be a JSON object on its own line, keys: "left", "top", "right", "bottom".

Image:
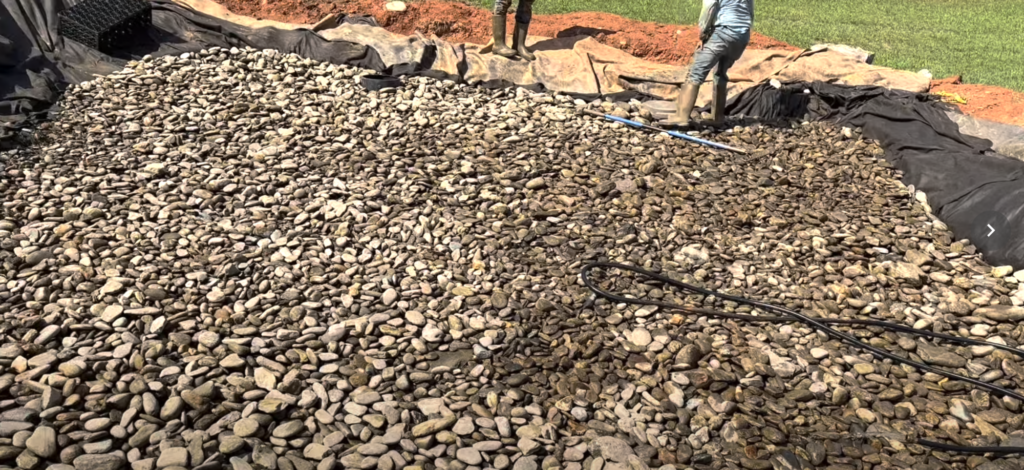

{"left": 580, "top": 261, "right": 1024, "bottom": 454}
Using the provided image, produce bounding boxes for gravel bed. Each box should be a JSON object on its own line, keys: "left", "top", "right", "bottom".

{"left": 2, "top": 47, "right": 1024, "bottom": 470}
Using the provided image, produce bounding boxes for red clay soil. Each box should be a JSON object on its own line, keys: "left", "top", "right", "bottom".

{"left": 215, "top": 0, "right": 794, "bottom": 65}
{"left": 216, "top": 0, "right": 1024, "bottom": 127}
{"left": 930, "top": 76, "right": 1024, "bottom": 127}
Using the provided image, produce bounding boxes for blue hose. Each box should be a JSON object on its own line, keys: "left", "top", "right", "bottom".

{"left": 585, "top": 110, "right": 746, "bottom": 153}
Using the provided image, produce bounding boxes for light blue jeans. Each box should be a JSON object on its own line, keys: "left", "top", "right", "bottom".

{"left": 687, "top": 26, "right": 751, "bottom": 86}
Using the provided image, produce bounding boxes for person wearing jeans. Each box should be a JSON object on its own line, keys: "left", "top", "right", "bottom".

{"left": 491, "top": 0, "right": 537, "bottom": 61}
{"left": 666, "top": 0, "right": 753, "bottom": 127}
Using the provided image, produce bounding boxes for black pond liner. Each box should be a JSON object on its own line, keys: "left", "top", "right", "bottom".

{"left": 3, "top": 0, "right": 1024, "bottom": 267}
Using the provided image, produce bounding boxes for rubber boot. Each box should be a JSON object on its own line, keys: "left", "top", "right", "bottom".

{"left": 492, "top": 15, "right": 517, "bottom": 58}
{"left": 709, "top": 78, "right": 728, "bottom": 126}
{"left": 664, "top": 83, "right": 701, "bottom": 127}
{"left": 513, "top": 21, "right": 536, "bottom": 61}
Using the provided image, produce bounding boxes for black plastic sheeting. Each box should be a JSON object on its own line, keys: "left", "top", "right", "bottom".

{"left": 727, "top": 82, "right": 1024, "bottom": 268}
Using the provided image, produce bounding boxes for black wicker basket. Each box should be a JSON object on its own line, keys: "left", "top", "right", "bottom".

{"left": 59, "top": 0, "right": 152, "bottom": 54}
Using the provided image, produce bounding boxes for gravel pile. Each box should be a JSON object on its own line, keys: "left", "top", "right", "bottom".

{"left": 3, "top": 47, "right": 1024, "bottom": 470}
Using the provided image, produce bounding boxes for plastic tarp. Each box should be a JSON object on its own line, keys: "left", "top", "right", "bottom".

{"left": 316, "top": 20, "right": 930, "bottom": 105}
{"left": 726, "top": 82, "right": 1024, "bottom": 268}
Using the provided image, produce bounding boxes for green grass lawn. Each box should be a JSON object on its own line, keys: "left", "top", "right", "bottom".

{"left": 467, "top": 0, "right": 1024, "bottom": 91}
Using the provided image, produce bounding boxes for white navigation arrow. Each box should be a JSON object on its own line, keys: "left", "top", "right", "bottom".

{"left": 988, "top": 224, "right": 996, "bottom": 237}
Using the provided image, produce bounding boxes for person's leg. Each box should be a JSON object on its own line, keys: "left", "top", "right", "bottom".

{"left": 514, "top": 0, "right": 534, "bottom": 24}
{"left": 709, "top": 28, "right": 751, "bottom": 124}
{"left": 492, "top": 0, "right": 516, "bottom": 58}
{"left": 665, "top": 30, "right": 730, "bottom": 126}
{"left": 687, "top": 37, "right": 728, "bottom": 87}
{"left": 512, "top": 0, "right": 536, "bottom": 61}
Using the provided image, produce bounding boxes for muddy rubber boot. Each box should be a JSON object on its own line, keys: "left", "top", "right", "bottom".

{"left": 663, "top": 83, "right": 701, "bottom": 127}
{"left": 513, "top": 21, "right": 536, "bottom": 61}
{"left": 709, "top": 78, "right": 728, "bottom": 127}
{"left": 492, "top": 15, "right": 517, "bottom": 58}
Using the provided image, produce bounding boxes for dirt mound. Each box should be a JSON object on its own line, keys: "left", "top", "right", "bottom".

{"left": 215, "top": 0, "right": 794, "bottom": 65}
{"left": 215, "top": 0, "right": 336, "bottom": 26}
{"left": 931, "top": 76, "right": 1024, "bottom": 127}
